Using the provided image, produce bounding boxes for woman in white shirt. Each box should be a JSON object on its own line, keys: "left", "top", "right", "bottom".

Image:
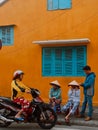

{"left": 62, "top": 80, "right": 80, "bottom": 122}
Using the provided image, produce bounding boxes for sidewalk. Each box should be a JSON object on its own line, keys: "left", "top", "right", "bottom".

{"left": 57, "top": 107, "right": 98, "bottom": 127}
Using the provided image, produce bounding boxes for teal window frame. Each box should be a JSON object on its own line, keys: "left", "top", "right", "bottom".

{"left": 42, "top": 46, "right": 87, "bottom": 76}
{"left": 0, "top": 25, "right": 14, "bottom": 46}
{"left": 47, "top": 0, "right": 72, "bottom": 10}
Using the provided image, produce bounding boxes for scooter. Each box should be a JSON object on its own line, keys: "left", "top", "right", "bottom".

{"left": 0, "top": 88, "right": 57, "bottom": 129}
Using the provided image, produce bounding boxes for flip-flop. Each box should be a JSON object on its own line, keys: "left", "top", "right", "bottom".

{"left": 65, "top": 117, "right": 71, "bottom": 126}
{"left": 15, "top": 117, "right": 24, "bottom": 121}
{"left": 65, "top": 117, "right": 69, "bottom": 122}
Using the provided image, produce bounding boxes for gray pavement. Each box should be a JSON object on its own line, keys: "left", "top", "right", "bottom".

{"left": 0, "top": 106, "right": 97, "bottom": 128}
{"left": 57, "top": 106, "right": 98, "bottom": 127}
{"left": 0, "top": 124, "right": 98, "bottom": 130}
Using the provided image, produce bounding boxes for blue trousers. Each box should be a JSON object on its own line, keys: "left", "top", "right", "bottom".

{"left": 81, "top": 95, "right": 93, "bottom": 117}
{"left": 62, "top": 100, "right": 79, "bottom": 115}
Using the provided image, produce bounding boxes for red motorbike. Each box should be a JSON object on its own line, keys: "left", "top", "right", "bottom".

{"left": 0, "top": 88, "right": 57, "bottom": 129}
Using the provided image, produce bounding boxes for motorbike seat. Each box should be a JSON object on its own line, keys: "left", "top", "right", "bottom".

{"left": 0, "top": 97, "right": 21, "bottom": 108}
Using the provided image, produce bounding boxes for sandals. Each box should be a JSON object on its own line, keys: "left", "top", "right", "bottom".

{"left": 65, "top": 117, "right": 69, "bottom": 122}
{"left": 15, "top": 117, "right": 24, "bottom": 121}
{"left": 65, "top": 117, "right": 71, "bottom": 126}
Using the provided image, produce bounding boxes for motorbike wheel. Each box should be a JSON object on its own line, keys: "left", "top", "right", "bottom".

{"left": 0, "top": 120, "right": 11, "bottom": 127}
{"left": 0, "top": 108, "right": 12, "bottom": 127}
{"left": 37, "top": 107, "right": 57, "bottom": 129}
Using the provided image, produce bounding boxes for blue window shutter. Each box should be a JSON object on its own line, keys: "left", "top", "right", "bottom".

{"left": 63, "top": 47, "right": 73, "bottom": 76}
{"left": 53, "top": 0, "right": 59, "bottom": 10}
{"left": 0, "top": 26, "right": 14, "bottom": 46}
{"left": 1, "top": 27, "right": 6, "bottom": 45}
{"left": 54, "top": 48, "right": 63, "bottom": 75}
{"left": 59, "top": 0, "right": 71, "bottom": 9}
{"left": 10, "top": 26, "right": 14, "bottom": 44}
{"left": 0, "top": 28, "right": 1, "bottom": 41}
{"left": 42, "top": 48, "right": 53, "bottom": 76}
{"left": 42, "top": 46, "right": 87, "bottom": 77}
{"left": 75, "top": 46, "right": 87, "bottom": 76}
{"left": 47, "top": 0, "right": 53, "bottom": 10}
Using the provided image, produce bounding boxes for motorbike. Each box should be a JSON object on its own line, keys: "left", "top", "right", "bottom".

{"left": 0, "top": 88, "right": 57, "bottom": 129}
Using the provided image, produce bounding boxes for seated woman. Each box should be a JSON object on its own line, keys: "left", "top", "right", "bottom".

{"left": 49, "top": 80, "right": 62, "bottom": 113}
{"left": 62, "top": 80, "right": 80, "bottom": 122}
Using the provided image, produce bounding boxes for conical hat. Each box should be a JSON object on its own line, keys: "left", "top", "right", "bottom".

{"left": 68, "top": 80, "right": 79, "bottom": 86}
{"left": 50, "top": 80, "right": 61, "bottom": 87}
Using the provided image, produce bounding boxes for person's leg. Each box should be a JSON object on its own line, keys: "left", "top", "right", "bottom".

{"left": 49, "top": 98, "right": 54, "bottom": 108}
{"left": 80, "top": 95, "right": 87, "bottom": 116}
{"left": 70, "top": 102, "right": 79, "bottom": 115}
{"left": 62, "top": 101, "right": 72, "bottom": 113}
{"left": 55, "top": 99, "right": 61, "bottom": 113}
{"left": 53, "top": 102, "right": 56, "bottom": 112}
{"left": 50, "top": 99, "right": 55, "bottom": 111}
{"left": 63, "top": 101, "right": 73, "bottom": 122}
{"left": 14, "top": 98, "right": 25, "bottom": 121}
{"left": 15, "top": 109, "right": 23, "bottom": 118}
{"left": 65, "top": 102, "right": 79, "bottom": 120}
{"left": 85, "top": 95, "right": 93, "bottom": 120}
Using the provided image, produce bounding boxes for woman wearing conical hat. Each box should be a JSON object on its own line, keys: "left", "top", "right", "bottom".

{"left": 62, "top": 80, "right": 80, "bottom": 123}
{"left": 49, "top": 80, "right": 62, "bottom": 113}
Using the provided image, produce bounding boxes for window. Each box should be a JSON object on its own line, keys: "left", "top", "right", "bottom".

{"left": 42, "top": 46, "right": 87, "bottom": 76}
{"left": 0, "top": 26, "right": 14, "bottom": 45}
{"left": 47, "top": 0, "right": 72, "bottom": 10}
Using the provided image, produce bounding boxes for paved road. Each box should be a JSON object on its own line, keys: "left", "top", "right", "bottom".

{"left": 0, "top": 123, "right": 98, "bottom": 130}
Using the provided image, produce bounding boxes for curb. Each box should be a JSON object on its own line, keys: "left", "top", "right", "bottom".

{"left": 57, "top": 115, "right": 98, "bottom": 127}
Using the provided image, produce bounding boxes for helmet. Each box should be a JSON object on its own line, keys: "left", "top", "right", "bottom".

{"left": 13, "top": 70, "right": 24, "bottom": 79}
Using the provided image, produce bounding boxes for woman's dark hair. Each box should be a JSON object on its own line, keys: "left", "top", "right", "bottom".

{"left": 83, "top": 65, "right": 91, "bottom": 71}
{"left": 13, "top": 75, "right": 21, "bottom": 80}
{"left": 13, "top": 73, "right": 24, "bottom": 80}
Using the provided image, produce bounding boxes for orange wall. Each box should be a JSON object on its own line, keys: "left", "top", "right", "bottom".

{"left": 0, "top": 0, "right": 98, "bottom": 105}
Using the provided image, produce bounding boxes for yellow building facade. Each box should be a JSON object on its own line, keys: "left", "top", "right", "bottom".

{"left": 0, "top": 0, "right": 98, "bottom": 105}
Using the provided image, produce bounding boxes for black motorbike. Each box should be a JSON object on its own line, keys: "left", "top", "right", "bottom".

{"left": 0, "top": 88, "right": 57, "bottom": 129}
